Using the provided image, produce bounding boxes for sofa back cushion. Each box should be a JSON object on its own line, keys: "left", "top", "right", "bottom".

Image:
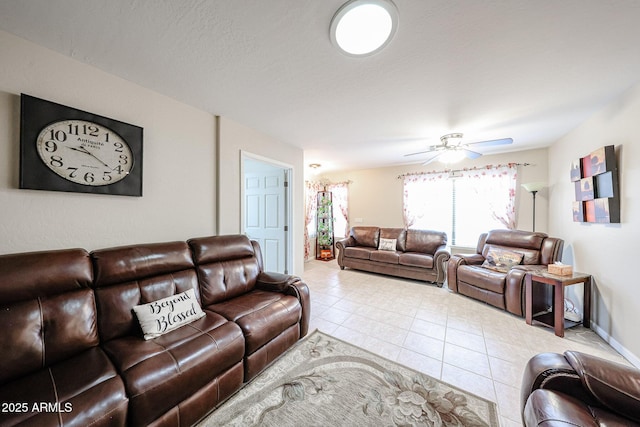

{"left": 482, "top": 229, "right": 547, "bottom": 265}
{"left": 350, "top": 227, "right": 380, "bottom": 248}
{"left": 188, "top": 235, "right": 261, "bottom": 306}
{"left": 379, "top": 228, "right": 407, "bottom": 252}
{"left": 405, "top": 229, "right": 447, "bottom": 254}
{"left": 91, "top": 241, "right": 200, "bottom": 342}
{"left": 0, "top": 249, "right": 97, "bottom": 384}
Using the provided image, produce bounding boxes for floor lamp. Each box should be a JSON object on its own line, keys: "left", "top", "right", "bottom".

{"left": 521, "top": 182, "right": 546, "bottom": 232}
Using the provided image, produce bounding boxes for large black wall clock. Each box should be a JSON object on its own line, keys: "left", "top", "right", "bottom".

{"left": 20, "top": 94, "right": 143, "bottom": 196}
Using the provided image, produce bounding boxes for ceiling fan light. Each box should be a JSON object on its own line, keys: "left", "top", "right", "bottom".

{"left": 330, "top": 0, "right": 399, "bottom": 56}
{"left": 440, "top": 149, "right": 466, "bottom": 163}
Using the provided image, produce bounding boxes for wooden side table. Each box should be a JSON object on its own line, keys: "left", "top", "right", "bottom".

{"left": 525, "top": 271, "right": 591, "bottom": 337}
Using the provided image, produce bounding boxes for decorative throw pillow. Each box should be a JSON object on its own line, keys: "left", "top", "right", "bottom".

{"left": 378, "top": 238, "right": 397, "bottom": 251}
{"left": 132, "top": 288, "right": 205, "bottom": 340}
{"left": 482, "top": 249, "right": 524, "bottom": 273}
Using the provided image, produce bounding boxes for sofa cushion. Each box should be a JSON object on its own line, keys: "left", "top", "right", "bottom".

{"left": 0, "top": 347, "right": 128, "bottom": 427}
{"left": 350, "top": 226, "right": 380, "bottom": 248}
{"left": 370, "top": 250, "right": 400, "bottom": 264}
{"left": 91, "top": 241, "right": 202, "bottom": 342}
{"left": 206, "top": 289, "right": 302, "bottom": 355}
{"left": 92, "top": 241, "right": 195, "bottom": 288}
{"left": 405, "top": 229, "right": 447, "bottom": 254}
{"left": 102, "top": 313, "right": 244, "bottom": 427}
{"left": 189, "top": 235, "right": 261, "bottom": 305}
{"left": 481, "top": 248, "right": 523, "bottom": 273}
{"left": 0, "top": 288, "right": 100, "bottom": 384}
{"left": 189, "top": 234, "right": 255, "bottom": 264}
{"left": 133, "top": 288, "right": 206, "bottom": 340}
{"left": 380, "top": 228, "right": 407, "bottom": 251}
{"left": 344, "top": 246, "right": 375, "bottom": 260}
{"left": 399, "top": 252, "right": 434, "bottom": 268}
{"left": 485, "top": 229, "right": 547, "bottom": 250}
{"left": 458, "top": 265, "right": 506, "bottom": 294}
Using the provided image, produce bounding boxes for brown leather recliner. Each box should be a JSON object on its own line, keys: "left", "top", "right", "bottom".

{"left": 447, "top": 229, "right": 563, "bottom": 316}
{"left": 0, "top": 249, "right": 129, "bottom": 427}
{"left": 188, "top": 235, "right": 310, "bottom": 382}
{"left": 91, "top": 240, "right": 247, "bottom": 427}
{"left": 521, "top": 351, "right": 640, "bottom": 426}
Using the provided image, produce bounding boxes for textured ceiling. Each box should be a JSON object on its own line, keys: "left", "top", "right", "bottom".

{"left": 1, "top": 0, "right": 640, "bottom": 172}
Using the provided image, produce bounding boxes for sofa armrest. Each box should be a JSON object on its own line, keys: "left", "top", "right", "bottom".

{"left": 456, "top": 253, "right": 485, "bottom": 265}
{"left": 433, "top": 245, "right": 451, "bottom": 286}
{"left": 255, "top": 271, "right": 300, "bottom": 291}
{"left": 520, "top": 352, "right": 588, "bottom": 414}
{"left": 336, "top": 236, "right": 355, "bottom": 250}
{"left": 523, "top": 389, "right": 604, "bottom": 427}
{"left": 335, "top": 236, "right": 355, "bottom": 269}
{"left": 256, "top": 272, "right": 311, "bottom": 338}
{"left": 565, "top": 351, "right": 640, "bottom": 423}
{"left": 446, "top": 253, "right": 485, "bottom": 293}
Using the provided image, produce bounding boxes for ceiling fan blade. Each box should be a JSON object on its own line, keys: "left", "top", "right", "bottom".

{"left": 404, "top": 145, "right": 441, "bottom": 157}
{"left": 467, "top": 138, "right": 513, "bottom": 147}
{"left": 421, "top": 152, "right": 443, "bottom": 165}
{"left": 404, "top": 150, "right": 430, "bottom": 157}
{"left": 463, "top": 148, "right": 482, "bottom": 159}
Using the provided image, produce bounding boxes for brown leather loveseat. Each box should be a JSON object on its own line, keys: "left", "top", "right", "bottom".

{"left": 521, "top": 351, "right": 640, "bottom": 426}
{"left": 447, "top": 229, "right": 563, "bottom": 316}
{"left": 336, "top": 226, "right": 450, "bottom": 285}
{"left": 0, "top": 234, "right": 310, "bottom": 427}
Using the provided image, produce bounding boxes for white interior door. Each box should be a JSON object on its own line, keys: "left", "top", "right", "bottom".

{"left": 243, "top": 157, "right": 289, "bottom": 273}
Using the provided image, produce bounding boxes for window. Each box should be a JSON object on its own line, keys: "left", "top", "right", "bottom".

{"left": 403, "top": 165, "right": 517, "bottom": 247}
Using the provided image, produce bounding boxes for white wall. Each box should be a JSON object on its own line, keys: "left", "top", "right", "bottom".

{"left": 312, "top": 148, "right": 550, "bottom": 243}
{"left": 0, "top": 30, "right": 217, "bottom": 253}
{"left": 218, "top": 116, "right": 305, "bottom": 275}
{"left": 549, "top": 83, "right": 640, "bottom": 365}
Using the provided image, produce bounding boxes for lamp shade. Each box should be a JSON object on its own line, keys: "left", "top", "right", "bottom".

{"left": 521, "top": 182, "right": 546, "bottom": 192}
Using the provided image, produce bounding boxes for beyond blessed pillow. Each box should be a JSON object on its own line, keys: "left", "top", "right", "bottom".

{"left": 482, "top": 248, "right": 524, "bottom": 273}
{"left": 378, "top": 238, "right": 397, "bottom": 252}
{"left": 132, "top": 288, "right": 205, "bottom": 340}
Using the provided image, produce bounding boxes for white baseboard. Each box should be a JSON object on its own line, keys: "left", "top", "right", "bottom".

{"left": 591, "top": 321, "right": 640, "bottom": 368}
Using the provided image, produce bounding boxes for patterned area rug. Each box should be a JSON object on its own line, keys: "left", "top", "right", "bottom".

{"left": 198, "top": 330, "right": 498, "bottom": 426}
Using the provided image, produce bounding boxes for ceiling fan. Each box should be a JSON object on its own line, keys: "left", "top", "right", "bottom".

{"left": 404, "top": 133, "right": 513, "bottom": 165}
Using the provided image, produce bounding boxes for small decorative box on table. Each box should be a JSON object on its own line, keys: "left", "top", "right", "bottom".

{"left": 525, "top": 270, "right": 591, "bottom": 337}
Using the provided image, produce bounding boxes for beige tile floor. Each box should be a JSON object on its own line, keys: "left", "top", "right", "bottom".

{"left": 302, "top": 260, "right": 629, "bottom": 427}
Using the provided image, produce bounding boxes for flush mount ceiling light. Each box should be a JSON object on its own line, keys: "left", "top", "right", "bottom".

{"left": 330, "top": 0, "right": 399, "bottom": 57}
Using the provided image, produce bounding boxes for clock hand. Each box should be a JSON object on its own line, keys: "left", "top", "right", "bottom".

{"left": 68, "top": 146, "right": 90, "bottom": 154}
{"left": 68, "top": 146, "right": 112, "bottom": 169}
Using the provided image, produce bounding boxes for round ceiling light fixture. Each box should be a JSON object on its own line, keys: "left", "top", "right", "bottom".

{"left": 330, "top": 0, "right": 399, "bottom": 57}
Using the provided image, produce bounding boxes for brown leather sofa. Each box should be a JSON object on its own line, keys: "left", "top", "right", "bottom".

{"left": 336, "top": 226, "right": 450, "bottom": 285}
{"left": 447, "top": 229, "right": 563, "bottom": 316}
{"left": 521, "top": 351, "right": 640, "bottom": 426}
{"left": 0, "top": 235, "right": 309, "bottom": 427}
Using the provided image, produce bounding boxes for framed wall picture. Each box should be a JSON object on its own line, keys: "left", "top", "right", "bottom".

{"left": 20, "top": 94, "right": 143, "bottom": 196}
{"left": 571, "top": 145, "right": 619, "bottom": 223}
